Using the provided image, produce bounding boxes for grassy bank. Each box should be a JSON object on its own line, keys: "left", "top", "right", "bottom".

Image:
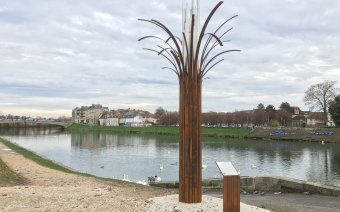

{"left": 0, "top": 137, "right": 93, "bottom": 178}
{"left": 67, "top": 123, "right": 251, "bottom": 138}
{"left": 0, "top": 156, "right": 27, "bottom": 187}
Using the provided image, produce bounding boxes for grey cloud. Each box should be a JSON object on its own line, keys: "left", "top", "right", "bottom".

{"left": 0, "top": 0, "right": 339, "bottom": 117}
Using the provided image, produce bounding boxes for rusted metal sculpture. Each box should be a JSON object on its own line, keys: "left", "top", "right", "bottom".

{"left": 138, "top": 0, "right": 239, "bottom": 203}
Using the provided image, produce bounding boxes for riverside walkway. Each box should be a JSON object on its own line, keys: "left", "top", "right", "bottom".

{"left": 206, "top": 191, "right": 340, "bottom": 212}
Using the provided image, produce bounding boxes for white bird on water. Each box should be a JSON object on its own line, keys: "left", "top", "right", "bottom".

{"left": 251, "top": 164, "right": 257, "bottom": 168}
{"left": 202, "top": 164, "right": 207, "bottom": 169}
{"left": 122, "top": 174, "right": 131, "bottom": 182}
{"left": 136, "top": 180, "right": 147, "bottom": 185}
{"left": 160, "top": 164, "right": 163, "bottom": 172}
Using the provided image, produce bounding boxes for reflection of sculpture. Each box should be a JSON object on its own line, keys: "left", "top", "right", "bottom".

{"left": 138, "top": 0, "right": 239, "bottom": 203}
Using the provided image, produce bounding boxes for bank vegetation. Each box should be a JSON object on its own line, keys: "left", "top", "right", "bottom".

{"left": 67, "top": 123, "right": 251, "bottom": 138}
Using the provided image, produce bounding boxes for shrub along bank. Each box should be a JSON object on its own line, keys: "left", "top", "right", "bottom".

{"left": 0, "top": 122, "right": 57, "bottom": 128}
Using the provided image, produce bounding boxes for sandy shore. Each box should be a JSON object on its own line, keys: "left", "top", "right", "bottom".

{"left": 0, "top": 142, "right": 271, "bottom": 211}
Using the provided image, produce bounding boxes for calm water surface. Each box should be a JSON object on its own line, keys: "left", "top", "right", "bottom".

{"left": 1, "top": 128, "right": 340, "bottom": 187}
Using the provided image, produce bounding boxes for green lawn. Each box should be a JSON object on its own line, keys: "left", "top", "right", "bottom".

{"left": 68, "top": 124, "right": 251, "bottom": 137}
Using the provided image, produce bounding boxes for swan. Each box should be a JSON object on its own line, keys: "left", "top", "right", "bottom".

{"left": 155, "top": 176, "right": 162, "bottom": 182}
{"left": 202, "top": 164, "right": 207, "bottom": 169}
{"left": 160, "top": 164, "right": 163, "bottom": 172}
{"left": 136, "top": 180, "right": 147, "bottom": 185}
{"left": 251, "top": 164, "right": 257, "bottom": 168}
{"left": 122, "top": 174, "right": 131, "bottom": 182}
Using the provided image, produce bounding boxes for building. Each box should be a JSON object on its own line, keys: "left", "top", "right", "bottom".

{"left": 98, "top": 113, "right": 119, "bottom": 126}
{"left": 120, "top": 112, "right": 143, "bottom": 126}
{"left": 290, "top": 106, "right": 308, "bottom": 127}
{"left": 72, "top": 104, "right": 105, "bottom": 125}
{"left": 88, "top": 104, "right": 104, "bottom": 126}
{"left": 73, "top": 106, "right": 89, "bottom": 124}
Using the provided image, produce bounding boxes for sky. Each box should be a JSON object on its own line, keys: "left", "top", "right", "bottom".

{"left": 0, "top": 0, "right": 339, "bottom": 118}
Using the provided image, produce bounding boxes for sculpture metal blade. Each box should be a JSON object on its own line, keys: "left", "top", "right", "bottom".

{"left": 138, "top": 0, "right": 240, "bottom": 203}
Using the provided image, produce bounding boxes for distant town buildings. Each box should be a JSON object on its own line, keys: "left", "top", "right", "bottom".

{"left": 72, "top": 104, "right": 158, "bottom": 126}
{"left": 70, "top": 104, "right": 335, "bottom": 127}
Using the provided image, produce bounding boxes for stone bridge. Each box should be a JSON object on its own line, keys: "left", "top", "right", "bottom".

{"left": 0, "top": 121, "right": 73, "bottom": 128}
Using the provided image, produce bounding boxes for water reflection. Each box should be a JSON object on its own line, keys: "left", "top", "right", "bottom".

{"left": 0, "top": 128, "right": 339, "bottom": 187}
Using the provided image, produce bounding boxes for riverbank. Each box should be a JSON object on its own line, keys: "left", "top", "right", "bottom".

{"left": 0, "top": 138, "right": 271, "bottom": 212}
{"left": 67, "top": 123, "right": 251, "bottom": 138}
{"left": 247, "top": 128, "right": 340, "bottom": 143}
{"left": 68, "top": 124, "right": 340, "bottom": 143}
{"left": 0, "top": 122, "right": 59, "bottom": 128}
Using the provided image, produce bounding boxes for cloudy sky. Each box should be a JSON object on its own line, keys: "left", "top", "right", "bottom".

{"left": 0, "top": 0, "right": 339, "bottom": 118}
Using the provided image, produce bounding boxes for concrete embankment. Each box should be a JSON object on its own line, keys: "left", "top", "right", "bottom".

{"left": 247, "top": 128, "right": 340, "bottom": 143}
{"left": 0, "top": 122, "right": 58, "bottom": 128}
{"left": 150, "top": 176, "right": 340, "bottom": 197}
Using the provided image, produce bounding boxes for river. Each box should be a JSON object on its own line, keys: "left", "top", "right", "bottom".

{"left": 1, "top": 128, "right": 339, "bottom": 187}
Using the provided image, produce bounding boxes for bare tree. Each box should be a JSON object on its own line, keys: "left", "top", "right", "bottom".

{"left": 208, "top": 111, "right": 218, "bottom": 125}
{"left": 234, "top": 111, "right": 247, "bottom": 127}
{"left": 303, "top": 80, "right": 339, "bottom": 125}
{"left": 328, "top": 95, "right": 340, "bottom": 126}
{"left": 155, "top": 106, "right": 166, "bottom": 119}
{"left": 6, "top": 114, "right": 14, "bottom": 120}
{"left": 275, "top": 109, "right": 292, "bottom": 127}
{"left": 217, "top": 112, "right": 225, "bottom": 125}
{"left": 225, "top": 112, "right": 233, "bottom": 126}
{"left": 252, "top": 109, "right": 266, "bottom": 126}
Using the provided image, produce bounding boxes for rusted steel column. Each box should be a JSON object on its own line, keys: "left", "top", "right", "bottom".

{"left": 179, "top": 71, "right": 202, "bottom": 203}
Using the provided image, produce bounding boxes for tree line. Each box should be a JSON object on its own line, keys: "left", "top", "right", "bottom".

{"left": 155, "top": 80, "right": 340, "bottom": 127}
